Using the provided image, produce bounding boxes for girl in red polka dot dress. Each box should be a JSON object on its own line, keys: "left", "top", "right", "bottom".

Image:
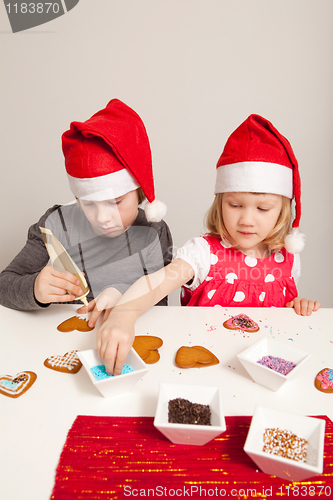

{"left": 178, "top": 114, "right": 311, "bottom": 312}
{"left": 98, "top": 115, "right": 320, "bottom": 375}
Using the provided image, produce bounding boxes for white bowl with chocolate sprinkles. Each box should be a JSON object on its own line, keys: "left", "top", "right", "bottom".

{"left": 244, "top": 405, "right": 325, "bottom": 481}
{"left": 154, "top": 382, "right": 226, "bottom": 445}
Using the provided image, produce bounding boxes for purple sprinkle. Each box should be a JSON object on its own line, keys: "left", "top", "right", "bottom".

{"left": 257, "top": 355, "right": 296, "bottom": 375}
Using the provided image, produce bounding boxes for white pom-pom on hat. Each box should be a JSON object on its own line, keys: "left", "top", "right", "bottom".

{"left": 284, "top": 227, "right": 305, "bottom": 254}
{"left": 145, "top": 199, "right": 167, "bottom": 222}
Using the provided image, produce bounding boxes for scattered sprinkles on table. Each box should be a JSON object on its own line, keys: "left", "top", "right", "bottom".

{"left": 257, "top": 355, "right": 296, "bottom": 375}
{"left": 91, "top": 364, "right": 134, "bottom": 381}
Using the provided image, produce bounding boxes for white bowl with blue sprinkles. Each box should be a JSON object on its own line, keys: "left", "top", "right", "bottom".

{"left": 78, "top": 348, "right": 149, "bottom": 398}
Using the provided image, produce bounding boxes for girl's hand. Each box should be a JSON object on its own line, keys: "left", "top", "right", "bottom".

{"left": 77, "top": 287, "right": 122, "bottom": 328}
{"left": 286, "top": 297, "right": 321, "bottom": 316}
{"left": 34, "top": 266, "right": 83, "bottom": 304}
{"left": 96, "top": 309, "right": 136, "bottom": 375}
{"left": 89, "top": 259, "right": 194, "bottom": 374}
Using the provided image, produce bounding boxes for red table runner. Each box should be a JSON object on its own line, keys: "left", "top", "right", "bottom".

{"left": 51, "top": 416, "right": 333, "bottom": 500}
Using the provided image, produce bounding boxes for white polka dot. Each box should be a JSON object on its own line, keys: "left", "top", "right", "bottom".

{"left": 274, "top": 252, "right": 285, "bottom": 263}
{"left": 226, "top": 272, "right": 238, "bottom": 284}
{"left": 205, "top": 276, "right": 213, "bottom": 281}
{"left": 233, "top": 291, "right": 245, "bottom": 302}
{"left": 264, "top": 274, "right": 275, "bottom": 283}
{"left": 207, "top": 289, "right": 216, "bottom": 300}
{"left": 220, "top": 240, "right": 231, "bottom": 248}
{"left": 283, "top": 287, "right": 286, "bottom": 296}
{"left": 259, "top": 292, "right": 266, "bottom": 302}
{"left": 244, "top": 256, "right": 257, "bottom": 267}
{"left": 213, "top": 304, "right": 222, "bottom": 308}
{"left": 211, "top": 254, "right": 218, "bottom": 265}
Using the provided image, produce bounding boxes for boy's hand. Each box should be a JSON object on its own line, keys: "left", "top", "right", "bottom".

{"left": 96, "top": 310, "right": 136, "bottom": 375}
{"left": 286, "top": 297, "right": 321, "bottom": 316}
{"left": 77, "top": 287, "right": 122, "bottom": 328}
{"left": 34, "top": 266, "right": 84, "bottom": 304}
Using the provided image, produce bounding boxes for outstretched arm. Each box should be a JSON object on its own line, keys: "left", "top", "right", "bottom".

{"left": 96, "top": 259, "right": 195, "bottom": 375}
{"left": 77, "top": 287, "right": 123, "bottom": 327}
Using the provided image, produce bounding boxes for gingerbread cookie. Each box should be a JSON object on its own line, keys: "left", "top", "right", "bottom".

{"left": 175, "top": 346, "right": 219, "bottom": 368}
{"left": 223, "top": 314, "right": 259, "bottom": 333}
{"left": 0, "top": 371, "right": 37, "bottom": 398}
{"left": 57, "top": 316, "right": 94, "bottom": 333}
{"left": 132, "top": 335, "right": 163, "bottom": 364}
{"left": 44, "top": 350, "right": 82, "bottom": 374}
{"left": 314, "top": 368, "right": 333, "bottom": 393}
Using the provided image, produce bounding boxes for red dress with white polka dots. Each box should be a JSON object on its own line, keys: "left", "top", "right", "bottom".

{"left": 181, "top": 235, "right": 298, "bottom": 307}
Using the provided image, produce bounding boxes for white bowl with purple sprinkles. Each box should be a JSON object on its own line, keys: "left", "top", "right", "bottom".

{"left": 237, "top": 336, "right": 311, "bottom": 391}
{"left": 78, "top": 348, "right": 149, "bottom": 398}
{"left": 244, "top": 405, "right": 325, "bottom": 481}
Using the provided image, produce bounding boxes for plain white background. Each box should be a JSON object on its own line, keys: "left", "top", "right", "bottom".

{"left": 0, "top": 0, "right": 332, "bottom": 306}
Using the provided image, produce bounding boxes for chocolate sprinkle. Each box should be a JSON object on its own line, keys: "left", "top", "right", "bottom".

{"left": 168, "top": 398, "right": 211, "bottom": 426}
{"left": 233, "top": 316, "right": 255, "bottom": 328}
{"left": 13, "top": 375, "right": 27, "bottom": 383}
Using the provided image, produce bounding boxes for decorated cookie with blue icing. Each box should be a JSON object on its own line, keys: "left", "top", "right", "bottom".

{"left": 0, "top": 371, "right": 37, "bottom": 398}
{"left": 315, "top": 368, "right": 333, "bottom": 394}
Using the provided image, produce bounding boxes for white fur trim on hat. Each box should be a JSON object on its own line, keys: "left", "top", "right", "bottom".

{"left": 215, "top": 161, "right": 293, "bottom": 198}
{"left": 284, "top": 227, "right": 305, "bottom": 254}
{"left": 67, "top": 168, "right": 140, "bottom": 201}
{"left": 144, "top": 199, "right": 167, "bottom": 222}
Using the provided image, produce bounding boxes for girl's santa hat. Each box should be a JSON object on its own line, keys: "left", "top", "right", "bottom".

{"left": 62, "top": 99, "right": 166, "bottom": 223}
{"left": 215, "top": 114, "right": 305, "bottom": 253}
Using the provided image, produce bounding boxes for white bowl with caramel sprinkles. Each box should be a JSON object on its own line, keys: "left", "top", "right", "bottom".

{"left": 244, "top": 405, "right": 325, "bottom": 481}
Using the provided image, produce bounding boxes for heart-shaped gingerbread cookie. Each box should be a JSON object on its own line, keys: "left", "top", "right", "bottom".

{"left": 0, "top": 371, "right": 37, "bottom": 398}
{"left": 314, "top": 368, "right": 333, "bottom": 393}
{"left": 57, "top": 316, "right": 94, "bottom": 333}
{"left": 223, "top": 314, "right": 259, "bottom": 333}
{"left": 175, "top": 346, "right": 219, "bottom": 368}
{"left": 132, "top": 335, "right": 163, "bottom": 364}
{"left": 44, "top": 350, "right": 82, "bottom": 374}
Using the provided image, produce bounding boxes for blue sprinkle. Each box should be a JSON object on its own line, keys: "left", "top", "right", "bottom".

{"left": 0, "top": 379, "right": 18, "bottom": 390}
{"left": 91, "top": 364, "right": 134, "bottom": 381}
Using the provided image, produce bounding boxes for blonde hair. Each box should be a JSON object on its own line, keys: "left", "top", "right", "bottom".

{"left": 137, "top": 187, "right": 146, "bottom": 204}
{"left": 205, "top": 193, "right": 292, "bottom": 252}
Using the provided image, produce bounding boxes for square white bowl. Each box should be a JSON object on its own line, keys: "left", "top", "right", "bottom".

{"left": 77, "top": 348, "right": 149, "bottom": 398}
{"left": 237, "top": 336, "right": 311, "bottom": 391}
{"left": 154, "top": 382, "right": 226, "bottom": 446}
{"left": 244, "top": 405, "right": 325, "bottom": 481}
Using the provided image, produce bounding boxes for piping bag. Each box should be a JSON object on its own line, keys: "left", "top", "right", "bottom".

{"left": 40, "top": 227, "right": 89, "bottom": 307}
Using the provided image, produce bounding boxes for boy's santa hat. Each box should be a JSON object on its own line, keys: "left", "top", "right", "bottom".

{"left": 215, "top": 114, "right": 305, "bottom": 253}
{"left": 62, "top": 98, "right": 166, "bottom": 223}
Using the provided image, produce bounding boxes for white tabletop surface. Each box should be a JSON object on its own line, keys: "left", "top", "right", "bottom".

{"left": 1, "top": 304, "right": 332, "bottom": 500}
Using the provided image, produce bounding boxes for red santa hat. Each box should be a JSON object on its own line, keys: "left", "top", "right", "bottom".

{"left": 215, "top": 114, "right": 305, "bottom": 253}
{"left": 62, "top": 98, "right": 166, "bottom": 223}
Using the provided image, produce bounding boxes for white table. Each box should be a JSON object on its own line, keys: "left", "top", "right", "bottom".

{"left": 1, "top": 304, "right": 332, "bottom": 500}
